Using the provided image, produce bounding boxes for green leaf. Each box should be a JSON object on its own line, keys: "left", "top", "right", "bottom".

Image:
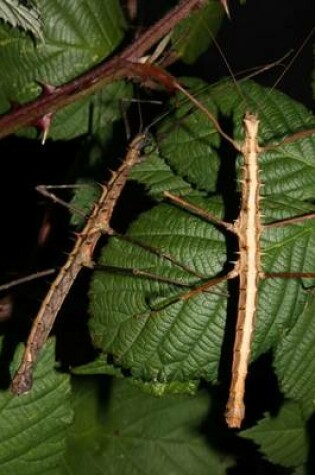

{"left": 0, "top": 339, "right": 73, "bottom": 474}
{"left": 72, "top": 357, "right": 198, "bottom": 395}
{"left": 130, "top": 145, "right": 206, "bottom": 200}
{"left": 240, "top": 401, "right": 308, "bottom": 468}
{"left": 157, "top": 82, "right": 221, "bottom": 192}
{"left": 0, "top": 0, "right": 127, "bottom": 140}
{"left": 49, "top": 80, "right": 132, "bottom": 142}
{"left": 69, "top": 181, "right": 100, "bottom": 228}
{"left": 173, "top": 0, "right": 224, "bottom": 64}
{"left": 0, "top": 0, "right": 43, "bottom": 40}
{"left": 90, "top": 197, "right": 228, "bottom": 383}
{"left": 61, "top": 378, "right": 233, "bottom": 475}
{"left": 158, "top": 79, "right": 315, "bottom": 197}
{"left": 89, "top": 80, "right": 315, "bottom": 387}
{"left": 274, "top": 292, "right": 315, "bottom": 416}
{"left": 71, "top": 355, "right": 124, "bottom": 377}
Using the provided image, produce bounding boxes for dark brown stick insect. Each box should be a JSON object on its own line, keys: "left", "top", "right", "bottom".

{"left": 88, "top": 63, "right": 315, "bottom": 428}
{"left": 11, "top": 132, "right": 148, "bottom": 395}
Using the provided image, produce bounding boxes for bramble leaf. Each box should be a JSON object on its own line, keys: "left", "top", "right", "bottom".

{"left": 0, "top": 339, "right": 72, "bottom": 474}
{"left": 0, "top": 0, "right": 127, "bottom": 140}
{"left": 61, "top": 378, "right": 234, "bottom": 474}
{"left": 0, "top": 0, "right": 43, "bottom": 40}
{"left": 274, "top": 292, "right": 315, "bottom": 417}
{"left": 241, "top": 401, "right": 308, "bottom": 468}
{"left": 172, "top": 0, "right": 224, "bottom": 64}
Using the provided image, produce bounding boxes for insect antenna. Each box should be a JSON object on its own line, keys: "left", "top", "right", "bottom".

{"left": 267, "top": 25, "right": 315, "bottom": 98}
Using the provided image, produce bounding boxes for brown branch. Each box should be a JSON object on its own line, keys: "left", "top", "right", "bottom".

{"left": 0, "top": 0, "right": 207, "bottom": 140}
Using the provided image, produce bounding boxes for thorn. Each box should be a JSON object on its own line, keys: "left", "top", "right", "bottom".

{"left": 84, "top": 260, "right": 95, "bottom": 269}
{"left": 35, "top": 81, "right": 57, "bottom": 96}
{"left": 36, "top": 113, "right": 53, "bottom": 145}
{"left": 31, "top": 82, "right": 57, "bottom": 144}
{"left": 220, "top": 0, "right": 231, "bottom": 19}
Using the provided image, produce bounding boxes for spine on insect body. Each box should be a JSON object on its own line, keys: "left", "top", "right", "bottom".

{"left": 225, "top": 113, "right": 263, "bottom": 428}
{"left": 11, "top": 133, "right": 146, "bottom": 395}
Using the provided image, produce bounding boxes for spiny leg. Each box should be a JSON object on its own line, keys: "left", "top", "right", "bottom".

{"left": 134, "top": 264, "right": 238, "bottom": 318}
{"left": 110, "top": 231, "right": 207, "bottom": 279}
{"left": 164, "top": 191, "right": 235, "bottom": 232}
{"left": 36, "top": 184, "right": 97, "bottom": 219}
{"left": 38, "top": 184, "right": 208, "bottom": 280}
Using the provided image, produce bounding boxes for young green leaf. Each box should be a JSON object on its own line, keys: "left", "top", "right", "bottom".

{"left": 0, "top": 338, "right": 72, "bottom": 474}
{"left": 0, "top": 0, "right": 43, "bottom": 40}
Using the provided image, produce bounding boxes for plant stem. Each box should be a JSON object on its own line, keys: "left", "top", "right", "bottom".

{"left": 0, "top": 0, "right": 206, "bottom": 140}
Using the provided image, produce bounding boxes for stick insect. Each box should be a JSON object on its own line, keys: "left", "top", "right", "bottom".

{"left": 167, "top": 80, "right": 315, "bottom": 428}
{"left": 88, "top": 65, "right": 315, "bottom": 428}
{"left": 11, "top": 132, "right": 147, "bottom": 395}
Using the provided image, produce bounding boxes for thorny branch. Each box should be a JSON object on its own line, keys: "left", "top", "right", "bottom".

{"left": 0, "top": 0, "right": 207, "bottom": 140}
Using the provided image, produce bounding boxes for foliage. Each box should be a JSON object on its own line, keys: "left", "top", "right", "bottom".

{"left": 172, "top": 0, "right": 224, "bottom": 63}
{"left": 0, "top": 1, "right": 314, "bottom": 474}
{"left": 61, "top": 377, "right": 233, "bottom": 474}
{"left": 241, "top": 401, "right": 308, "bottom": 468}
{"left": 0, "top": 0, "right": 127, "bottom": 139}
{"left": 0, "top": 0, "right": 43, "bottom": 40}
{"left": 0, "top": 339, "right": 72, "bottom": 474}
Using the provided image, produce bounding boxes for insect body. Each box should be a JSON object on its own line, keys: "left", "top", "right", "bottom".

{"left": 225, "top": 113, "right": 263, "bottom": 427}
{"left": 12, "top": 133, "right": 147, "bottom": 395}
